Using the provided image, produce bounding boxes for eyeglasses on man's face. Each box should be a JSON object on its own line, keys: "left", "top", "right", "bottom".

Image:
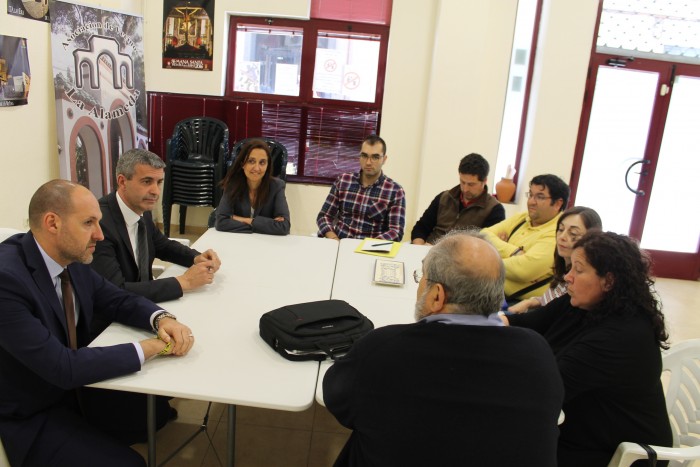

{"left": 526, "top": 191, "right": 552, "bottom": 202}
{"left": 360, "top": 153, "right": 385, "bottom": 162}
{"left": 413, "top": 269, "right": 424, "bottom": 283}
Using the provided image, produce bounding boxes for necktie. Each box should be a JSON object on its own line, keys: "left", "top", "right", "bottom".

{"left": 137, "top": 217, "right": 150, "bottom": 282}
{"left": 59, "top": 269, "right": 77, "bottom": 350}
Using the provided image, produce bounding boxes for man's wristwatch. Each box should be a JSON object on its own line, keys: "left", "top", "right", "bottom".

{"left": 153, "top": 312, "right": 177, "bottom": 332}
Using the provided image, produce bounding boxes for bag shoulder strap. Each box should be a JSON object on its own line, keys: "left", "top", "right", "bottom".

{"left": 507, "top": 219, "right": 527, "bottom": 241}
{"left": 506, "top": 275, "right": 552, "bottom": 301}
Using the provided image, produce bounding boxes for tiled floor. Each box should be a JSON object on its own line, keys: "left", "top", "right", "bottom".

{"left": 131, "top": 401, "right": 349, "bottom": 467}
{"left": 150, "top": 232, "right": 700, "bottom": 466}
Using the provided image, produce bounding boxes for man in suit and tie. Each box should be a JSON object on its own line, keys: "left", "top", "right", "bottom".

{"left": 91, "top": 148, "right": 221, "bottom": 307}
{"left": 0, "top": 179, "right": 195, "bottom": 466}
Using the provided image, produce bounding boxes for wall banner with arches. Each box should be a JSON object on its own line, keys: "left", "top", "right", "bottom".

{"left": 49, "top": 1, "right": 146, "bottom": 199}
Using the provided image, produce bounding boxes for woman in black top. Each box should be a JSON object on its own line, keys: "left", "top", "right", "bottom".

{"left": 215, "top": 138, "right": 290, "bottom": 235}
{"left": 506, "top": 231, "right": 672, "bottom": 467}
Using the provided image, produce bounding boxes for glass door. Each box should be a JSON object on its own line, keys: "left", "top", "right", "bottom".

{"left": 571, "top": 55, "right": 700, "bottom": 280}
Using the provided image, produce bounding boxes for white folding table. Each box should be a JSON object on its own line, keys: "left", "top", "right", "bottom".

{"left": 316, "top": 239, "right": 431, "bottom": 405}
{"left": 90, "top": 230, "right": 340, "bottom": 466}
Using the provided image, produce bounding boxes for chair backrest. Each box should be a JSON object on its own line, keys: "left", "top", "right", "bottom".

{"left": 607, "top": 339, "right": 700, "bottom": 467}
{"left": 662, "top": 339, "right": 700, "bottom": 452}
{"left": 0, "top": 227, "right": 23, "bottom": 243}
{"left": 167, "top": 117, "right": 230, "bottom": 164}
{"left": 229, "top": 137, "right": 289, "bottom": 181}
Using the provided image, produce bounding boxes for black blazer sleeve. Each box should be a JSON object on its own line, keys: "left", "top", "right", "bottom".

{"left": 92, "top": 193, "right": 199, "bottom": 303}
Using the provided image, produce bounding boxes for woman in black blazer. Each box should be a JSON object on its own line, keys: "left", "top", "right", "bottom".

{"left": 215, "top": 138, "right": 291, "bottom": 235}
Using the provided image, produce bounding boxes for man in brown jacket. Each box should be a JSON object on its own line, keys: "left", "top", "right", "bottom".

{"left": 411, "top": 153, "right": 505, "bottom": 245}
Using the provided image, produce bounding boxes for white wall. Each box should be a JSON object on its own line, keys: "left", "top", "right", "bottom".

{"left": 0, "top": 0, "right": 599, "bottom": 237}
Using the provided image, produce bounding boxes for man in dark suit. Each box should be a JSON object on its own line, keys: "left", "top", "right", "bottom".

{"left": 0, "top": 180, "right": 195, "bottom": 467}
{"left": 323, "top": 230, "right": 564, "bottom": 466}
{"left": 91, "top": 148, "right": 221, "bottom": 307}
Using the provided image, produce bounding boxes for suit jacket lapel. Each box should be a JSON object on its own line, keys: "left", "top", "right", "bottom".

{"left": 20, "top": 233, "right": 69, "bottom": 339}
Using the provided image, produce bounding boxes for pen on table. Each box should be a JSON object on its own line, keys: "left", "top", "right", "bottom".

{"left": 371, "top": 242, "right": 393, "bottom": 247}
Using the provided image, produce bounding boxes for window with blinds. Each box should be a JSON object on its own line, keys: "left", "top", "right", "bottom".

{"left": 225, "top": 2, "right": 391, "bottom": 184}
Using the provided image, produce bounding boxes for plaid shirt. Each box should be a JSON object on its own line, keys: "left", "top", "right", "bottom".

{"left": 317, "top": 171, "right": 406, "bottom": 241}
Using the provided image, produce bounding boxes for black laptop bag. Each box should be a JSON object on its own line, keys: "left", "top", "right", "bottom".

{"left": 259, "top": 299, "right": 374, "bottom": 361}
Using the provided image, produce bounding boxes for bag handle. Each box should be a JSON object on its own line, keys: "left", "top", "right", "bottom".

{"left": 637, "top": 443, "right": 657, "bottom": 467}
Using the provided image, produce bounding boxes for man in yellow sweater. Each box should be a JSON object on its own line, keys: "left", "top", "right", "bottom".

{"left": 482, "top": 174, "right": 569, "bottom": 301}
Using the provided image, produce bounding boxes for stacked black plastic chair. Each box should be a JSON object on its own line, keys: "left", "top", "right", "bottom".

{"left": 207, "top": 138, "right": 289, "bottom": 228}
{"left": 162, "top": 117, "right": 230, "bottom": 236}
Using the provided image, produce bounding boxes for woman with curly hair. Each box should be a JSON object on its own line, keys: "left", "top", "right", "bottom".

{"left": 504, "top": 230, "right": 672, "bottom": 467}
{"left": 215, "top": 138, "right": 290, "bottom": 235}
{"left": 508, "top": 206, "right": 602, "bottom": 313}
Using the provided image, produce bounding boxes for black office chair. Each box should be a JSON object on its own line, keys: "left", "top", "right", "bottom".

{"left": 162, "top": 117, "right": 230, "bottom": 236}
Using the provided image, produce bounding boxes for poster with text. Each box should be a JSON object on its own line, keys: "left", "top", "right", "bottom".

{"left": 0, "top": 35, "right": 31, "bottom": 107}
{"left": 7, "top": 0, "right": 50, "bottom": 23}
{"left": 162, "top": 0, "right": 215, "bottom": 71}
{"left": 49, "top": 1, "right": 146, "bottom": 197}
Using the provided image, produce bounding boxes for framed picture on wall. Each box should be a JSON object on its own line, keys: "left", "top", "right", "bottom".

{"left": 7, "top": 0, "right": 50, "bottom": 23}
{"left": 162, "top": 0, "right": 215, "bottom": 71}
{"left": 0, "top": 35, "right": 31, "bottom": 107}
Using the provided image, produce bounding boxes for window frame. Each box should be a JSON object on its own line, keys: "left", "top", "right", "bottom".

{"left": 224, "top": 16, "right": 390, "bottom": 184}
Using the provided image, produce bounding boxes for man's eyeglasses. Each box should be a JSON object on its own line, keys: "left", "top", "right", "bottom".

{"left": 413, "top": 270, "right": 424, "bottom": 283}
{"left": 526, "top": 191, "right": 552, "bottom": 202}
{"left": 360, "top": 153, "right": 385, "bottom": 162}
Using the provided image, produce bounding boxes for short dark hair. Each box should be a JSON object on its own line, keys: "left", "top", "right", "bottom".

{"left": 458, "top": 153, "right": 489, "bottom": 181}
{"left": 530, "top": 174, "right": 570, "bottom": 211}
{"left": 362, "top": 134, "right": 386, "bottom": 155}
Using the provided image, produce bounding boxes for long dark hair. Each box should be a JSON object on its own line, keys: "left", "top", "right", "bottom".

{"left": 574, "top": 231, "right": 669, "bottom": 349}
{"left": 551, "top": 206, "right": 603, "bottom": 286}
{"left": 220, "top": 139, "right": 272, "bottom": 209}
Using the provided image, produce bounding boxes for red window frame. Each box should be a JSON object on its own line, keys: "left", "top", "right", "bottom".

{"left": 224, "top": 16, "right": 390, "bottom": 184}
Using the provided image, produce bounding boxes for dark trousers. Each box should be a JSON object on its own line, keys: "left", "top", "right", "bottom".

{"left": 14, "top": 404, "right": 146, "bottom": 467}
{"left": 81, "top": 387, "right": 172, "bottom": 445}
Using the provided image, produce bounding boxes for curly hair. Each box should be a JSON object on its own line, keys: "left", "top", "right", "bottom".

{"left": 551, "top": 206, "right": 602, "bottom": 287}
{"left": 574, "top": 231, "right": 669, "bottom": 349}
{"left": 220, "top": 138, "right": 272, "bottom": 209}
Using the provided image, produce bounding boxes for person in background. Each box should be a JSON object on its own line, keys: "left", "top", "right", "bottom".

{"left": 0, "top": 180, "right": 194, "bottom": 467}
{"left": 93, "top": 149, "right": 221, "bottom": 305}
{"left": 481, "top": 173, "right": 570, "bottom": 301}
{"left": 503, "top": 231, "right": 672, "bottom": 466}
{"left": 411, "top": 152, "right": 504, "bottom": 245}
{"left": 323, "top": 230, "right": 563, "bottom": 467}
{"left": 508, "top": 206, "right": 602, "bottom": 313}
{"left": 215, "top": 138, "right": 290, "bottom": 235}
{"left": 316, "top": 134, "right": 406, "bottom": 241}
